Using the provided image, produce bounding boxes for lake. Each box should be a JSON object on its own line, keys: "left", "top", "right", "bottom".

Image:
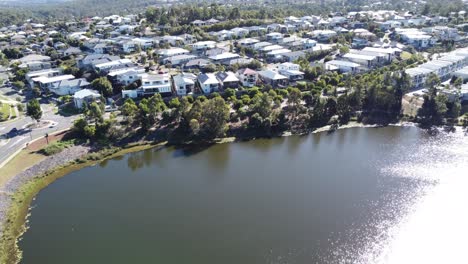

{"left": 19, "top": 126, "right": 468, "bottom": 264}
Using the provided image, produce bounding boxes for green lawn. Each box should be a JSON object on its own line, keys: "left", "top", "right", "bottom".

{"left": 0, "top": 103, "right": 10, "bottom": 121}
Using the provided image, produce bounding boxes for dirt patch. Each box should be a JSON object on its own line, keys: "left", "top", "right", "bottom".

{"left": 26, "top": 130, "right": 70, "bottom": 152}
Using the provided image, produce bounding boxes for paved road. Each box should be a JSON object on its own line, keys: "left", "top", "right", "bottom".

{"left": 0, "top": 88, "right": 78, "bottom": 168}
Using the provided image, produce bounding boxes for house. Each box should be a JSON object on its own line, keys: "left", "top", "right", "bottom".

{"left": 266, "top": 32, "right": 284, "bottom": 44}
{"left": 107, "top": 67, "right": 145, "bottom": 86}
{"left": 278, "top": 62, "right": 304, "bottom": 81}
{"left": 310, "top": 30, "right": 337, "bottom": 42}
{"left": 197, "top": 73, "right": 220, "bottom": 94}
{"left": 343, "top": 53, "right": 377, "bottom": 68}
{"left": 34, "top": 74, "right": 75, "bottom": 90}
{"left": 258, "top": 70, "right": 288, "bottom": 87}
{"left": 266, "top": 49, "right": 292, "bottom": 62}
{"left": 282, "top": 51, "right": 306, "bottom": 62}
{"left": 325, "top": 60, "right": 362, "bottom": 74}
{"left": 17, "top": 54, "right": 52, "bottom": 71}
{"left": 25, "top": 68, "right": 61, "bottom": 88}
{"left": 77, "top": 54, "right": 120, "bottom": 69}
{"left": 405, "top": 67, "right": 434, "bottom": 88}
{"left": 452, "top": 67, "right": 468, "bottom": 82}
{"left": 73, "top": 89, "right": 101, "bottom": 109}
{"left": 238, "top": 38, "right": 260, "bottom": 48}
{"left": 63, "top": 47, "right": 82, "bottom": 56}
{"left": 48, "top": 78, "right": 90, "bottom": 96}
{"left": 163, "top": 54, "right": 198, "bottom": 66}
{"left": 137, "top": 73, "right": 172, "bottom": 97}
{"left": 191, "top": 20, "right": 206, "bottom": 27}
{"left": 191, "top": 41, "right": 216, "bottom": 51}
{"left": 172, "top": 73, "right": 197, "bottom": 96}
{"left": 396, "top": 28, "right": 436, "bottom": 49}
{"left": 94, "top": 59, "right": 134, "bottom": 73}
{"left": 236, "top": 68, "right": 258, "bottom": 87}
{"left": 216, "top": 71, "right": 239, "bottom": 89}
{"left": 209, "top": 52, "right": 240, "bottom": 64}
{"left": 157, "top": 48, "right": 190, "bottom": 58}
{"left": 184, "top": 59, "right": 211, "bottom": 70}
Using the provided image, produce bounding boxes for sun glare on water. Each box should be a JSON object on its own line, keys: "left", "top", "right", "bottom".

{"left": 363, "top": 128, "right": 468, "bottom": 264}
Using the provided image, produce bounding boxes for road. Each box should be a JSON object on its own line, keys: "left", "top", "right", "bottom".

{"left": 0, "top": 87, "right": 78, "bottom": 168}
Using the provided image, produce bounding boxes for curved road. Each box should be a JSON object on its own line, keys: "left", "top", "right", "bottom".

{"left": 0, "top": 103, "right": 77, "bottom": 168}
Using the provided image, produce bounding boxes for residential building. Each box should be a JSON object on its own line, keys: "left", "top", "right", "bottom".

{"left": 138, "top": 73, "right": 172, "bottom": 97}
{"left": 172, "top": 73, "right": 197, "bottom": 96}
{"left": 216, "top": 71, "right": 240, "bottom": 89}
{"left": 197, "top": 73, "right": 220, "bottom": 94}
{"left": 278, "top": 62, "right": 304, "bottom": 81}
{"left": 325, "top": 60, "right": 362, "bottom": 74}
{"left": 73, "top": 89, "right": 101, "bottom": 108}
{"left": 236, "top": 68, "right": 258, "bottom": 87}
{"left": 25, "top": 68, "right": 61, "bottom": 88}
{"left": 258, "top": 70, "right": 288, "bottom": 87}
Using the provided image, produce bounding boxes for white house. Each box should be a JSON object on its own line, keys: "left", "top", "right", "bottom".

{"left": 191, "top": 41, "right": 216, "bottom": 51}
{"left": 325, "top": 60, "right": 362, "bottom": 74}
{"left": 278, "top": 62, "right": 304, "bottom": 81}
{"left": 197, "top": 73, "right": 220, "bottom": 94}
{"left": 73, "top": 89, "right": 101, "bottom": 108}
{"left": 172, "top": 73, "right": 196, "bottom": 96}
{"left": 25, "top": 68, "right": 61, "bottom": 88}
{"left": 138, "top": 73, "right": 172, "bottom": 97}
{"left": 48, "top": 78, "right": 90, "bottom": 96}
{"left": 157, "top": 48, "right": 190, "bottom": 58}
{"left": 236, "top": 68, "right": 258, "bottom": 87}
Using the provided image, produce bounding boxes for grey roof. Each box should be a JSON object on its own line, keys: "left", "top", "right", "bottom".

{"left": 185, "top": 59, "right": 211, "bottom": 67}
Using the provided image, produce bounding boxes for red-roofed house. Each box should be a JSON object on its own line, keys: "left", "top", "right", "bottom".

{"left": 236, "top": 68, "right": 258, "bottom": 87}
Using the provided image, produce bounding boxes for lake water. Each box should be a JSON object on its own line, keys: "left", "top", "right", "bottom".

{"left": 19, "top": 127, "right": 468, "bottom": 264}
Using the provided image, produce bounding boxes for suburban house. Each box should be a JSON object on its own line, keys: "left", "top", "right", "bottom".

{"left": 25, "top": 68, "right": 61, "bottom": 88}
{"left": 73, "top": 89, "right": 101, "bottom": 108}
{"left": 197, "top": 73, "right": 220, "bottom": 94}
{"left": 157, "top": 48, "right": 190, "bottom": 58}
{"left": 343, "top": 53, "right": 378, "bottom": 68}
{"left": 107, "top": 67, "right": 145, "bottom": 86}
{"left": 191, "top": 41, "right": 217, "bottom": 51}
{"left": 94, "top": 59, "right": 134, "bottom": 73}
{"left": 236, "top": 68, "right": 258, "bottom": 87}
{"left": 216, "top": 71, "right": 240, "bottom": 89}
{"left": 208, "top": 52, "right": 240, "bottom": 64}
{"left": 406, "top": 67, "right": 434, "bottom": 88}
{"left": 48, "top": 78, "right": 90, "bottom": 96}
{"left": 34, "top": 74, "right": 75, "bottom": 90}
{"left": 278, "top": 62, "right": 304, "bottom": 81}
{"left": 258, "top": 70, "right": 289, "bottom": 87}
{"left": 325, "top": 60, "right": 362, "bottom": 74}
{"left": 163, "top": 54, "right": 198, "bottom": 66}
{"left": 172, "top": 73, "right": 197, "bottom": 96}
{"left": 138, "top": 73, "right": 172, "bottom": 97}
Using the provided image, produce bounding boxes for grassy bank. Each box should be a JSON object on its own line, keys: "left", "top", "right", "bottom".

{"left": 0, "top": 141, "right": 165, "bottom": 264}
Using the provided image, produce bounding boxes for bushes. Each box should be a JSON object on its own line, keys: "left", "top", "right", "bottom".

{"left": 40, "top": 140, "right": 75, "bottom": 156}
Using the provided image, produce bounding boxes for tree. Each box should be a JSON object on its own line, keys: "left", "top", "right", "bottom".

{"left": 91, "top": 77, "right": 113, "bottom": 97}
{"left": 121, "top": 98, "right": 138, "bottom": 122}
{"left": 287, "top": 88, "right": 302, "bottom": 119}
{"left": 251, "top": 93, "right": 272, "bottom": 119}
{"left": 26, "top": 99, "right": 42, "bottom": 122}
{"left": 200, "top": 97, "right": 230, "bottom": 139}
{"left": 87, "top": 102, "right": 104, "bottom": 123}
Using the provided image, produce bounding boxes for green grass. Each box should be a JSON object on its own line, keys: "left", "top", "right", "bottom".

{"left": 400, "top": 51, "right": 412, "bottom": 60}
{"left": 0, "top": 103, "right": 10, "bottom": 121}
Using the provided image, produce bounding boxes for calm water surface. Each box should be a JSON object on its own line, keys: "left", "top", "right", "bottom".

{"left": 19, "top": 127, "right": 468, "bottom": 264}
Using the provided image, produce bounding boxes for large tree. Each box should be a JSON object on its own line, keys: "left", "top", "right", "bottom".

{"left": 200, "top": 97, "right": 230, "bottom": 139}
{"left": 26, "top": 99, "right": 42, "bottom": 123}
{"left": 91, "top": 77, "right": 113, "bottom": 97}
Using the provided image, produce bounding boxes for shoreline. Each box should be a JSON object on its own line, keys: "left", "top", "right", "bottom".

{"left": 0, "top": 121, "right": 422, "bottom": 263}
